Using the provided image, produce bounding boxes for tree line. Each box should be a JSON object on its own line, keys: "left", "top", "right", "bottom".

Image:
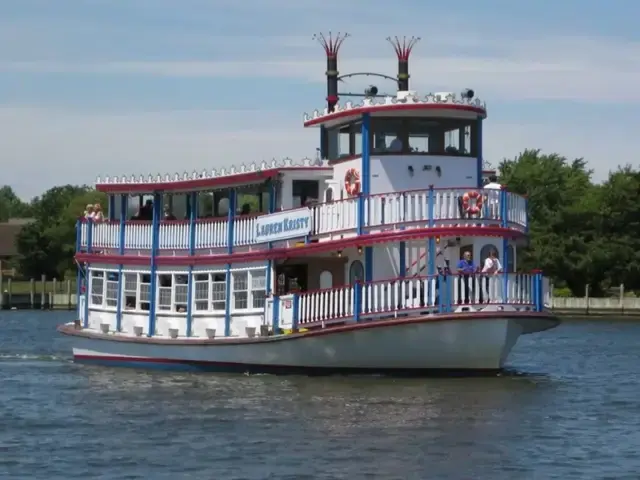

{"left": 1, "top": 150, "right": 638, "bottom": 296}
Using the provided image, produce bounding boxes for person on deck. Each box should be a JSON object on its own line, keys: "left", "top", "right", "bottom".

{"left": 481, "top": 249, "right": 503, "bottom": 302}
{"left": 456, "top": 250, "right": 476, "bottom": 304}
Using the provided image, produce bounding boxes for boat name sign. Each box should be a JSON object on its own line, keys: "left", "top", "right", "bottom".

{"left": 254, "top": 208, "right": 312, "bottom": 242}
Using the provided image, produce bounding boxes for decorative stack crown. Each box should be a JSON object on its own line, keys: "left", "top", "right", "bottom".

{"left": 314, "top": 32, "right": 349, "bottom": 113}
{"left": 387, "top": 36, "right": 421, "bottom": 92}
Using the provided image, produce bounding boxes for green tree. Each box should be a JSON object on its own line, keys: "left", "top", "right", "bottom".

{"left": 15, "top": 185, "right": 107, "bottom": 279}
{"left": 500, "top": 150, "right": 640, "bottom": 296}
{"left": 0, "top": 186, "right": 32, "bottom": 221}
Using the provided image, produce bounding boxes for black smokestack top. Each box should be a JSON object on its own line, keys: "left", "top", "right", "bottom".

{"left": 314, "top": 32, "right": 349, "bottom": 112}
{"left": 387, "top": 36, "right": 421, "bottom": 92}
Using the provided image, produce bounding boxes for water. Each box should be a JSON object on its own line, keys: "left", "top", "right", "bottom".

{"left": 0, "top": 312, "right": 638, "bottom": 480}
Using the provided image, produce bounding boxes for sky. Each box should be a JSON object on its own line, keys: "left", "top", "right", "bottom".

{"left": 1, "top": 0, "right": 639, "bottom": 199}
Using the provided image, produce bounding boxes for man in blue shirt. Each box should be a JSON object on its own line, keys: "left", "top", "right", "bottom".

{"left": 456, "top": 250, "right": 476, "bottom": 304}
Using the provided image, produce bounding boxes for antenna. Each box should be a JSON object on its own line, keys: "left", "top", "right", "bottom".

{"left": 386, "top": 36, "right": 421, "bottom": 91}
{"left": 314, "top": 32, "right": 350, "bottom": 112}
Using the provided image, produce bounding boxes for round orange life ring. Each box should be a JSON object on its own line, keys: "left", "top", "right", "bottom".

{"left": 344, "top": 168, "right": 361, "bottom": 196}
{"left": 462, "top": 190, "right": 483, "bottom": 215}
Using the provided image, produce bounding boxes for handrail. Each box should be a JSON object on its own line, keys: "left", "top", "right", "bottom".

{"left": 274, "top": 272, "right": 547, "bottom": 329}
{"left": 78, "top": 187, "right": 528, "bottom": 252}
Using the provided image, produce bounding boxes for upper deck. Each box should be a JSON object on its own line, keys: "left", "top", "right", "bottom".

{"left": 79, "top": 182, "right": 527, "bottom": 256}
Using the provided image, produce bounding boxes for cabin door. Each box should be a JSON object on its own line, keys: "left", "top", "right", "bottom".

{"left": 275, "top": 264, "right": 309, "bottom": 295}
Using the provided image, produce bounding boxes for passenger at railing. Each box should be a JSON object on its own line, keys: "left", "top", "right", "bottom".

{"left": 481, "top": 249, "right": 503, "bottom": 302}
{"left": 92, "top": 203, "right": 105, "bottom": 221}
{"left": 163, "top": 205, "right": 177, "bottom": 221}
{"left": 483, "top": 175, "right": 502, "bottom": 219}
{"left": 456, "top": 250, "right": 476, "bottom": 304}
{"left": 83, "top": 204, "right": 94, "bottom": 219}
{"left": 240, "top": 203, "right": 251, "bottom": 215}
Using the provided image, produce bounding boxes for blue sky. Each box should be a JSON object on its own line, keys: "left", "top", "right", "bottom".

{"left": 1, "top": 0, "right": 638, "bottom": 198}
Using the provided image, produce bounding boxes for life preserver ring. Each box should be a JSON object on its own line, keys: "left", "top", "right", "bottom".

{"left": 462, "top": 190, "right": 483, "bottom": 215}
{"left": 344, "top": 168, "right": 361, "bottom": 196}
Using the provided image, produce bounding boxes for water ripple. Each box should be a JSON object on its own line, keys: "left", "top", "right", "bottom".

{"left": 0, "top": 313, "right": 639, "bottom": 479}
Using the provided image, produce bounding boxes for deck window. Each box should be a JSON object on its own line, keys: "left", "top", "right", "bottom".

{"left": 105, "top": 272, "right": 119, "bottom": 308}
{"left": 90, "top": 270, "right": 104, "bottom": 306}
{"left": 124, "top": 273, "right": 137, "bottom": 309}
{"left": 212, "top": 273, "right": 226, "bottom": 311}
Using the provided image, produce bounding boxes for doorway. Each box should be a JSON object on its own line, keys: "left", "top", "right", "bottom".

{"left": 275, "top": 264, "right": 309, "bottom": 295}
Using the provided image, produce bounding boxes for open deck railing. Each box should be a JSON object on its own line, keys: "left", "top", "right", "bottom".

{"left": 271, "top": 272, "right": 548, "bottom": 331}
{"left": 79, "top": 187, "right": 527, "bottom": 252}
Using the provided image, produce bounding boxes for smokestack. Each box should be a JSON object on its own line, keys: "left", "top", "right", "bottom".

{"left": 314, "top": 32, "right": 349, "bottom": 112}
{"left": 387, "top": 36, "right": 421, "bottom": 92}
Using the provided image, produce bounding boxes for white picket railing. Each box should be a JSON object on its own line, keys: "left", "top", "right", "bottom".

{"left": 80, "top": 187, "right": 528, "bottom": 251}
{"left": 295, "top": 273, "right": 544, "bottom": 326}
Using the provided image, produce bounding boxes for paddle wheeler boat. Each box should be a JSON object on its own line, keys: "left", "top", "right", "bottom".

{"left": 58, "top": 35, "right": 558, "bottom": 373}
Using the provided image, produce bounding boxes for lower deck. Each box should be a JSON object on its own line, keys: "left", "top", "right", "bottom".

{"left": 80, "top": 236, "right": 548, "bottom": 340}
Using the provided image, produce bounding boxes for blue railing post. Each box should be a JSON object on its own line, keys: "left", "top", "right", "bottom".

{"left": 437, "top": 274, "right": 445, "bottom": 313}
{"left": 534, "top": 270, "right": 544, "bottom": 311}
{"left": 500, "top": 188, "right": 508, "bottom": 228}
{"left": 272, "top": 296, "right": 280, "bottom": 333}
{"left": 353, "top": 281, "right": 362, "bottom": 322}
{"left": 428, "top": 185, "right": 435, "bottom": 227}
{"left": 86, "top": 219, "right": 93, "bottom": 253}
{"left": 83, "top": 266, "right": 90, "bottom": 328}
{"left": 502, "top": 239, "right": 509, "bottom": 303}
{"left": 292, "top": 294, "right": 300, "bottom": 330}
{"left": 443, "top": 273, "right": 452, "bottom": 312}
{"left": 119, "top": 195, "right": 127, "bottom": 254}
{"left": 227, "top": 189, "right": 236, "bottom": 252}
{"left": 357, "top": 193, "right": 365, "bottom": 236}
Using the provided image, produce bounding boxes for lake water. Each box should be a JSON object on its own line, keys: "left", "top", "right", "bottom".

{"left": 0, "top": 311, "right": 638, "bottom": 479}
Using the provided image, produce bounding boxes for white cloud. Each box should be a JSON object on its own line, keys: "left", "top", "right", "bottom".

{"left": 3, "top": 34, "right": 639, "bottom": 103}
{"left": 1, "top": 106, "right": 635, "bottom": 200}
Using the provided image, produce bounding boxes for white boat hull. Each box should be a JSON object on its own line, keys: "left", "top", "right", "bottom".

{"left": 62, "top": 312, "right": 559, "bottom": 373}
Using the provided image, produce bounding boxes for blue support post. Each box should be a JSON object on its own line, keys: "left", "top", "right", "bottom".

{"left": 83, "top": 264, "right": 90, "bottom": 328}
{"left": 272, "top": 296, "right": 280, "bottom": 333}
{"left": 476, "top": 117, "right": 483, "bottom": 189}
{"left": 357, "top": 113, "right": 371, "bottom": 236}
{"left": 266, "top": 181, "right": 276, "bottom": 295}
{"left": 502, "top": 238, "right": 509, "bottom": 304}
{"left": 184, "top": 193, "right": 198, "bottom": 337}
{"left": 147, "top": 192, "right": 162, "bottom": 337}
{"left": 227, "top": 190, "right": 236, "bottom": 253}
{"left": 75, "top": 220, "right": 82, "bottom": 320}
{"left": 500, "top": 188, "right": 508, "bottom": 228}
{"left": 224, "top": 264, "right": 232, "bottom": 337}
{"left": 353, "top": 281, "right": 362, "bottom": 322}
{"left": 428, "top": 185, "right": 435, "bottom": 228}
{"left": 292, "top": 294, "right": 300, "bottom": 330}
{"left": 399, "top": 242, "right": 406, "bottom": 278}
{"left": 532, "top": 272, "right": 539, "bottom": 312}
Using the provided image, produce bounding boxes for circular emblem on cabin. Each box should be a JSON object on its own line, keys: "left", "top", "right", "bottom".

{"left": 462, "top": 190, "right": 483, "bottom": 215}
{"left": 344, "top": 168, "right": 361, "bottom": 196}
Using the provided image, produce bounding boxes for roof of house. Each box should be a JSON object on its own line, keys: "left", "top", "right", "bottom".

{"left": 0, "top": 218, "right": 35, "bottom": 257}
